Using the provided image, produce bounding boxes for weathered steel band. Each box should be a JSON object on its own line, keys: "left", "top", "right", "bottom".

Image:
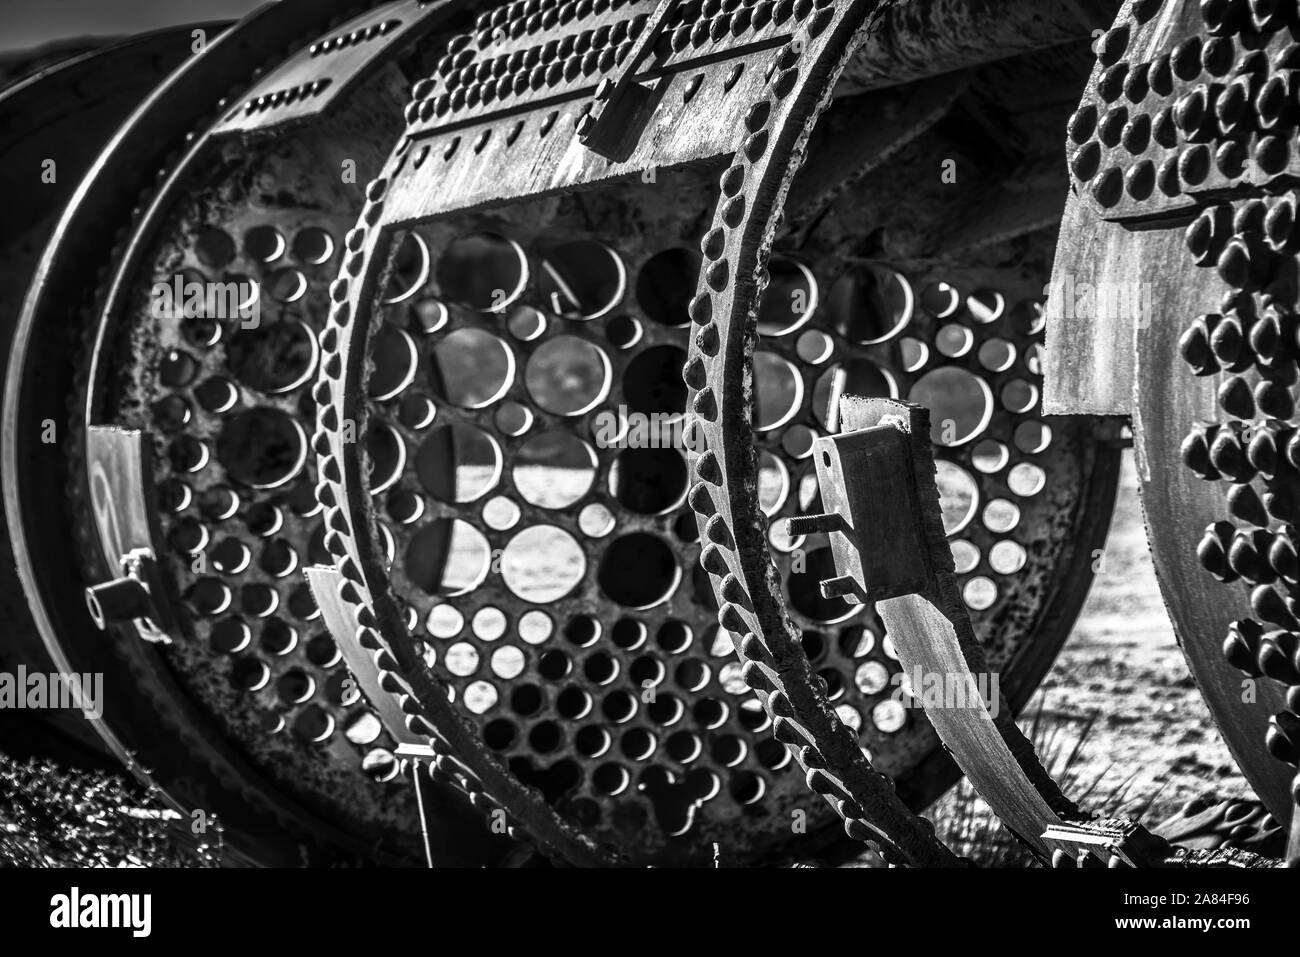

{"left": 820, "top": 398, "right": 1276, "bottom": 867}
{"left": 675, "top": 27, "right": 1129, "bottom": 866}
{"left": 312, "top": 0, "right": 1124, "bottom": 865}
{"left": 832, "top": 398, "right": 1078, "bottom": 863}
{"left": 1063, "top": 0, "right": 1299, "bottom": 847}
{"left": 2, "top": 0, "right": 501, "bottom": 866}
{"left": 313, "top": 0, "right": 928, "bottom": 866}
{"left": 0, "top": 27, "right": 211, "bottom": 765}
{"left": 79, "top": 0, "right": 513, "bottom": 865}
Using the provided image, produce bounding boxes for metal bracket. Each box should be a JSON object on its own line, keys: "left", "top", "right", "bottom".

{"left": 85, "top": 427, "right": 176, "bottom": 643}
{"left": 1042, "top": 819, "right": 1169, "bottom": 868}
{"left": 803, "top": 396, "right": 1072, "bottom": 861}
{"left": 84, "top": 547, "right": 172, "bottom": 645}
{"left": 796, "top": 418, "right": 932, "bottom": 605}
{"left": 576, "top": 0, "right": 680, "bottom": 159}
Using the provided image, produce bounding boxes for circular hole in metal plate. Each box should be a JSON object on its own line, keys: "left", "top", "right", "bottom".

{"left": 1009, "top": 298, "right": 1046, "bottom": 335}
{"left": 950, "top": 539, "right": 980, "bottom": 574}
{"left": 524, "top": 336, "right": 612, "bottom": 416}
{"left": 292, "top": 226, "right": 335, "bottom": 265}
{"left": 429, "top": 328, "right": 516, "bottom": 408}
{"left": 795, "top": 330, "right": 833, "bottom": 366}
{"left": 445, "top": 641, "right": 481, "bottom": 677}
{"left": 406, "top": 519, "right": 491, "bottom": 596}
{"left": 369, "top": 323, "right": 419, "bottom": 400}
{"left": 757, "top": 257, "right": 818, "bottom": 337}
{"left": 963, "top": 576, "right": 998, "bottom": 611}
{"left": 491, "top": 645, "right": 526, "bottom": 679}
{"left": 919, "top": 280, "right": 960, "bottom": 318}
{"left": 515, "top": 432, "right": 597, "bottom": 508}
{"left": 463, "top": 681, "right": 499, "bottom": 714}
{"left": 758, "top": 451, "right": 789, "bottom": 516}
{"left": 935, "top": 323, "right": 974, "bottom": 358}
{"left": 226, "top": 321, "right": 319, "bottom": 395}
{"left": 900, "top": 337, "right": 928, "bottom": 372}
{"left": 215, "top": 408, "right": 307, "bottom": 489}
{"left": 265, "top": 267, "right": 307, "bottom": 303}
{"left": 501, "top": 525, "right": 587, "bottom": 603}
{"left": 596, "top": 532, "right": 680, "bottom": 609}
{"left": 506, "top": 304, "right": 546, "bottom": 341}
{"left": 1014, "top": 420, "right": 1052, "bottom": 454}
{"left": 1008, "top": 462, "right": 1047, "bottom": 497}
{"left": 411, "top": 298, "right": 450, "bottom": 334}
{"left": 536, "top": 239, "right": 626, "bottom": 320}
{"left": 908, "top": 367, "right": 994, "bottom": 447}
{"left": 622, "top": 343, "right": 686, "bottom": 415}
{"left": 752, "top": 351, "right": 805, "bottom": 431}
{"left": 1001, "top": 378, "right": 1039, "bottom": 414}
{"left": 416, "top": 423, "right": 502, "bottom": 503}
{"left": 244, "top": 225, "right": 285, "bottom": 263}
{"left": 606, "top": 314, "right": 642, "bottom": 349}
{"left": 934, "top": 460, "right": 979, "bottom": 536}
{"left": 636, "top": 247, "right": 701, "bottom": 327}
{"left": 473, "top": 607, "right": 507, "bottom": 641}
{"left": 967, "top": 288, "right": 1006, "bottom": 324}
{"left": 872, "top": 699, "right": 907, "bottom": 733}
{"left": 383, "top": 231, "right": 432, "bottom": 305}
{"left": 970, "top": 439, "right": 1009, "bottom": 474}
{"left": 854, "top": 660, "right": 890, "bottom": 695}
{"left": 482, "top": 495, "right": 521, "bottom": 531}
{"left": 609, "top": 446, "right": 688, "bottom": 514}
{"left": 518, "top": 609, "right": 553, "bottom": 644}
{"left": 989, "top": 540, "right": 1028, "bottom": 574}
{"left": 978, "top": 337, "right": 1017, "bottom": 372}
{"left": 196, "top": 228, "right": 236, "bottom": 268}
{"left": 578, "top": 502, "right": 616, "bottom": 537}
{"left": 983, "top": 498, "right": 1021, "bottom": 533}
{"left": 435, "top": 231, "right": 527, "bottom": 311}
{"left": 781, "top": 424, "right": 817, "bottom": 459}
{"left": 494, "top": 401, "right": 533, "bottom": 436}
{"left": 826, "top": 263, "right": 913, "bottom": 344}
{"left": 788, "top": 547, "right": 859, "bottom": 624}
{"left": 426, "top": 605, "right": 462, "bottom": 642}
{"left": 366, "top": 421, "right": 406, "bottom": 495}
{"left": 812, "top": 358, "right": 896, "bottom": 430}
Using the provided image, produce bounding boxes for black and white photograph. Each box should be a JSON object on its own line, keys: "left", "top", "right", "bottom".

{"left": 0, "top": 0, "right": 1294, "bottom": 938}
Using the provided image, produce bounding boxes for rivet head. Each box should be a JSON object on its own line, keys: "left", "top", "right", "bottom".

{"left": 1091, "top": 166, "right": 1123, "bottom": 207}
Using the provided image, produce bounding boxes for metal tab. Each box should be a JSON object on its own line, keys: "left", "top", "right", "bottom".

{"left": 577, "top": 0, "right": 680, "bottom": 159}
{"left": 85, "top": 426, "right": 174, "bottom": 642}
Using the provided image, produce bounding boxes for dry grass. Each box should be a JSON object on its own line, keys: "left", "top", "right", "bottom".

{"left": 930, "top": 694, "right": 1165, "bottom": 867}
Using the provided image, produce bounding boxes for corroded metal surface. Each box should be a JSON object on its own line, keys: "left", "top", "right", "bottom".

{"left": 13, "top": 0, "right": 1292, "bottom": 870}
{"left": 1059, "top": 0, "right": 1299, "bottom": 849}
{"left": 307, "top": 0, "right": 1124, "bottom": 867}
{"left": 4, "top": 0, "right": 507, "bottom": 866}
{"left": 799, "top": 396, "right": 1275, "bottom": 867}
{"left": 0, "top": 27, "right": 208, "bottom": 764}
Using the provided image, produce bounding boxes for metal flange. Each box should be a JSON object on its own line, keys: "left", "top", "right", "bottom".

{"left": 310, "top": 0, "right": 1120, "bottom": 865}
